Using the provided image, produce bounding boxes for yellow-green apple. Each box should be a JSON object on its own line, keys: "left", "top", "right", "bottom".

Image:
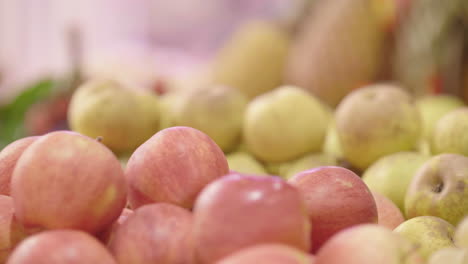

{"left": 11, "top": 131, "right": 127, "bottom": 234}
{"left": 454, "top": 216, "right": 468, "bottom": 248}
{"left": 315, "top": 224, "right": 423, "bottom": 264}
{"left": 394, "top": 216, "right": 455, "bottom": 259}
{"left": 0, "top": 195, "right": 28, "bottom": 263}
{"left": 405, "top": 154, "right": 468, "bottom": 225}
{"left": 288, "top": 166, "right": 377, "bottom": 252}
{"left": 125, "top": 126, "right": 229, "bottom": 209}
{"left": 362, "top": 151, "right": 429, "bottom": 213}
{"left": 174, "top": 85, "right": 248, "bottom": 152}
{"left": 0, "top": 137, "right": 39, "bottom": 195}
{"left": 243, "top": 85, "right": 329, "bottom": 163}
{"left": 335, "top": 83, "right": 421, "bottom": 170}
{"left": 6, "top": 230, "right": 117, "bottom": 264}
{"left": 322, "top": 120, "right": 343, "bottom": 160}
{"left": 216, "top": 244, "right": 311, "bottom": 264}
{"left": 109, "top": 203, "right": 194, "bottom": 264}
{"left": 193, "top": 173, "right": 310, "bottom": 263}
{"left": 158, "top": 91, "right": 183, "bottom": 130}
{"left": 68, "top": 79, "right": 161, "bottom": 154}
{"left": 371, "top": 191, "right": 405, "bottom": 230}
{"left": 431, "top": 108, "right": 468, "bottom": 156}
{"left": 428, "top": 247, "right": 468, "bottom": 264}
{"left": 226, "top": 151, "right": 268, "bottom": 176}
{"left": 415, "top": 94, "right": 464, "bottom": 139}
{"left": 283, "top": 153, "right": 338, "bottom": 180}
{"left": 97, "top": 208, "right": 133, "bottom": 244}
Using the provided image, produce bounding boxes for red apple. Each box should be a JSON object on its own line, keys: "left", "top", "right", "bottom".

{"left": 193, "top": 173, "right": 310, "bottom": 264}
{"left": 0, "top": 137, "right": 39, "bottom": 195}
{"left": 108, "top": 203, "right": 194, "bottom": 264}
{"left": 125, "top": 126, "right": 229, "bottom": 209}
{"left": 11, "top": 131, "right": 127, "bottom": 234}
{"left": 0, "top": 195, "right": 28, "bottom": 263}
{"left": 371, "top": 191, "right": 405, "bottom": 230}
{"left": 6, "top": 230, "right": 117, "bottom": 264}
{"left": 288, "top": 166, "right": 378, "bottom": 252}
{"left": 216, "top": 244, "right": 311, "bottom": 264}
{"left": 98, "top": 208, "right": 133, "bottom": 244}
{"left": 315, "top": 224, "right": 423, "bottom": 264}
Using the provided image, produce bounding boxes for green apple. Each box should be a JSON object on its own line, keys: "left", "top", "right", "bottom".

{"left": 416, "top": 94, "right": 464, "bottom": 139}
{"left": 394, "top": 216, "right": 455, "bottom": 259}
{"left": 322, "top": 119, "right": 344, "bottom": 160}
{"left": 454, "top": 216, "right": 468, "bottom": 248}
{"left": 243, "top": 85, "right": 329, "bottom": 163}
{"left": 428, "top": 247, "right": 468, "bottom": 264}
{"left": 431, "top": 108, "right": 468, "bottom": 156}
{"left": 173, "top": 85, "right": 248, "bottom": 152}
{"left": 335, "top": 83, "right": 421, "bottom": 170}
{"left": 283, "top": 153, "right": 338, "bottom": 179}
{"left": 158, "top": 91, "right": 183, "bottom": 130}
{"left": 405, "top": 154, "right": 468, "bottom": 226}
{"left": 226, "top": 151, "right": 268, "bottom": 176}
{"left": 362, "top": 152, "right": 429, "bottom": 214}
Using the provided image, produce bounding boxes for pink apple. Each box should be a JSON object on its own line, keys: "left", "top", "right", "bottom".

{"left": 108, "top": 203, "right": 194, "bottom": 264}
{"left": 216, "top": 244, "right": 311, "bottom": 264}
{"left": 6, "top": 230, "right": 117, "bottom": 264}
{"left": 0, "top": 137, "right": 39, "bottom": 195}
{"left": 371, "top": 191, "right": 405, "bottom": 230}
{"left": 125, "top": 126, "right": 229, "bottom": 209}
{"left": 314, "top": 224, "right": 423, "bottom": 264}
{"left": 0, "top": 195, "right": 28, "bottom": 263}
{"left": 11, "top": 131, "right": 127, "bottom": 234}
{"left": 288, "top": 166, "right": 378, "bottom": 252}
{"left": 193, "top": 173, "right": 310, "bottom": 264}
{"left": 98, "top": 208, "right": 133, "bottom": 244}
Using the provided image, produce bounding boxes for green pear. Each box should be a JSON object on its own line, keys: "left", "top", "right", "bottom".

{"left": 362, "top": 152, "right": 429, "bottom": 214}
{"left": 416, "top": 94, "right": 464, "bottom": 139}
{"left": 243, "top": 85, "right": 329, "bottom": 163}
{"left": 173, "top": 85, "right": 248, "bottom": 152}
{"left": 428, "top": 247, "right": 468, "bottom": 264}
{"left": 68, "top": 79, "right": 160, "bottom": 153}
{"left": 225, "top": 151, "right": 267, "bottom": 176}
{"left": 213, "top": 20, "right": 290, "bottom": 99}
{"left": 283, "top": 153, "right": 338, "bottom": 180}
{"left": 454, "top": 216, "right": 468, "bottom": 248}
{"left": 394, "top": 216, "right": 455, "bottom": 260}
{"left": 431, "top": 108, "right": 468, "bottom": 156}
{"left": 405, "top": 154, "right": 468, "bottom": 226}
{"left": 335, "top": 83, "right": 421, "bottom": 170}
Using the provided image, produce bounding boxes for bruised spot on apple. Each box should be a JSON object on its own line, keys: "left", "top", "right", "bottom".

{"left": 288, "top": 166, "right": 378, "bottom": 252}
{"left": 216, "top": 244, "right": 311, "bottom": 264}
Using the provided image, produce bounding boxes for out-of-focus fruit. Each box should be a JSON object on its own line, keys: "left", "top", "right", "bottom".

{"left": 394, "top": 216, "right": 455, "bottom": 259}
{"left": 243, "top": 86, "right": 329, "bottom": 163}
{"left": 68, "top": 79, "right": 160, "bottom": 154}
{"left": 322, "top": 120, "right": 343, "bottom": 160}
{"left": 289, "top": 166, "right": 377, "bottom": 252}
{"left": 212, "top": 20, "right": 290, "bottom": 99}
{"left": 193, "top": 173, "right": 310, "bottom": 263}
{"left": 0, "top": 195, "right": 28, "bottom": 263}
{"left": 109, "top": 203, "right": 194, "bottom": 264}
{"left": 126, "top": 126, "right": 229, "bottom": 209}
{"left": 455, "top": 216, "right": 468, "bottom": 248}
{"left": 371, "top": 191, "right": 405, "bottom": 230}
{"left": 362, "top": 152, "right": 429, "bottom": 213}
{"left": 428, "top": 247, "right": 468, "bottom": 264}
{"left": 405, "top": 154, "right": 468, "bottom": 226}
{"left": 216, "top": 244, "right": 311, "bottom": 264}
{"left": 335, "top": 84, "right": 421, "bottom": 170}
{"left": 174, "top": 85, "right": 248, "bottom": 152}
{"left": 283, "top": 153, "right": 338, "bottom": 180}
{"left": 0, "top": 137, "right": 39, "bottom": 195}
{"left": 11, "top": 131, "right": 127, "bottom": 234}
{"left": 6, "top": 230, "right": 117, "bottom": 264}
{"left": 431, "top": 108, "right": 468, "bottom": 155}
{"left": 226, "top": 151, "right": 267, "bottom": 176}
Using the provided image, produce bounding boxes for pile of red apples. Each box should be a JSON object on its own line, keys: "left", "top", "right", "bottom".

{"left": 0, "top": 124, "right": 467, "bottom": 264}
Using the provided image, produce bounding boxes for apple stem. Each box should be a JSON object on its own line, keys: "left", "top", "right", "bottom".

{"left": 96, "top": 136, "right": 103, "bottom": 143}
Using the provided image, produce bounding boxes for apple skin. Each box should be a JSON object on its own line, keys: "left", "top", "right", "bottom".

{"left": 125, "top": 126, "right": 229, "bottom": 209}
{"left": 371, "top": 191, "right": 405, "bottom": 230}
{"left": 11, "top": 131, "right": 128, "bottom": 234}
{"left": 394, "top": 216, "right": 455, "bottom": 259}
{"left": 6, "top": 230, "right": 117, "bottom": 264}
{"left": 314, "top": 224, "right": 423, "bottom": 264}
{"left": 431, "top": 108, "right": 468, "bottom": 156}
{"left": 362, "top": 151, "right": 429, "bottom": 214}
{"left": 109, "top": 203, "right": 194, "bottom": 264}
{"left": 428, "top": 247, "right": 468, "bottom": 264}
{"left": 288, "top": 166, "right": 377, "bottom": 252}
{"left": 216, "top": 244, "right": 311, "bottom": 264}
{"left": 0, "top": 195, "right": 28, "bottom": 263}
{"left": 97, "top": 208, "right": 133, "bottom": 244}
{"left": 454, "top": 216, "right": 468, "bottom": 248}
{"left": 226, "top": 151, "right": 268, "bottom": 176}
{"left": 405, "top": 154, "right": 468, "bottom": 226}
{"left": 335, "top": 84, "right": 421, "bottom": 170}
{"left": 193, "top": 173, "right": 310, "bottom": 264}
{"left": 0, "top": 137, "right": 39, "bottom": 195}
